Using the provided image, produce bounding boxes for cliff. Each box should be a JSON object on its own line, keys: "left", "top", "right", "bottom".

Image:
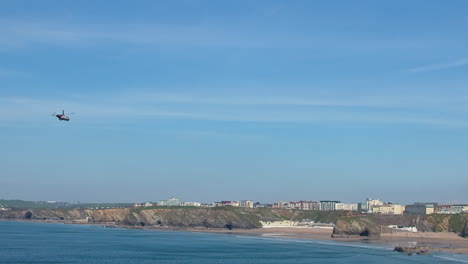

{"left": 0, "top": 208, "right": 91, "bottom": 221}
{"left": 462, "top": 222, "right": 468, "bottom": 238}
{"left": 372, "top": 214, "right": 468, "bottom": 233}
{"left": 0, "top": 207, "right": 261, "bottom": 229}
{"left": 332, "top": 218, "right": 381, "bottom": 238}
{"left": 1, "top": 207, "right": 467, "bottom": 236}
{"left": 0, "top": 207, "right": 351, "bottom": 229}
{"left": 332, "top": 214, "right": 468, "bottom": 238}
{"left": 122, "top": 207, "right": 261, "bottom": 229}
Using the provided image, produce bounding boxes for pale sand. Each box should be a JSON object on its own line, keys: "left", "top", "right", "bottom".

{"left": 379, "top": 232, "right": 468, "bottom": 255}
{"left": 187, "top": 227, "right": 468, "bottom": 255}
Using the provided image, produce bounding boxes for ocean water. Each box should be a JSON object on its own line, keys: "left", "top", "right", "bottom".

{"left": 1, "top": 222, "right": 468, "bottom": 264}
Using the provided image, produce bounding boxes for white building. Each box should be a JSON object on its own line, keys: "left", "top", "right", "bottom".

{"left": 260, "top": 220, "right": 298, "bottom": 228}
{"left": 388, "top": 225, "right": 418, "bottom": 232}
{"left": 183, "top": 202, "right": 201, "bottom": 207}
{"left": 436, "top": 205, "right": 468, "bottom": 214}
{"left": 239, "top": 200, "right": 254, "bottom": 208}
{"left": 366, "top": 198, "right": 383, "bottom": 213}
{"left": 293, "top": 201, "right": 319, "bottom": 210}
{"left": 157, "top": 197, "right": 182, "bottom": 206}
{"left": 335, "top": 203, "right": 359, "bottom": 211}
{"left": 449, "top": 205, "right": 468, "bottom": 214}
{"left": 319, "top": 200, "right": 341, "bottom": 211}
{"left": 273, "top": 201, "right": 291, "bottom": 209}
{"left": 372, "top": 204, "right": 405, "bottom": 215}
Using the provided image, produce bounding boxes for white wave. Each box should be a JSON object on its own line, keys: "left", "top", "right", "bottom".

{"left": 232, "top": 234, "right": 391, "bottom": 251}
{"left": 433, "top": 255, "right": 468, "bottom": 263}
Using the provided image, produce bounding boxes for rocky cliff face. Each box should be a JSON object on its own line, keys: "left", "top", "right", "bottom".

{"left": 1, "top": 207, "right": 467, "bottom": 235}
{"left": 0, "top": 209, "right": 89, "bottom": 221}
{"left": 121, "top": 207, "right": 260, "bottom": 229}
{"left": 0, "top": 207, "right": 349, "bottom": 226}
{"left": 372, "top": 214, "right": 441, "bottom": 232}
{"left": 360, "top": 214, "right": 468, "bottom": 233}
{"left": 87, "top": 208, "right": 131, "bottom": 223}
{"left": 462, "top": 222, "right": 468, "bottom": 238}
{"left": 332, "top": 218, "right": 381, "bottom": 238}
{"left": 231, "top": 208, "right": 349, "bottom": 223}
{"left": 0, "top": 207, "right": 260, "bottom": 229}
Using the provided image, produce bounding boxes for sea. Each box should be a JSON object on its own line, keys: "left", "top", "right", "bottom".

{"left": 1, "top": 221, "right": 468, "bottom": 264}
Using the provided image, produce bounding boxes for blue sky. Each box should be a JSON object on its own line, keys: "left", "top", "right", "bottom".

{"left": 1, "top": 1, "right": 467, "bottom": 204}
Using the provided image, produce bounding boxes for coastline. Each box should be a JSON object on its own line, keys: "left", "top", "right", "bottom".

{"left": 185, "top": 227, "right": 468, "bottom": 255}
{"left": 3, "top": 219, "right": 468, "bottom": 255}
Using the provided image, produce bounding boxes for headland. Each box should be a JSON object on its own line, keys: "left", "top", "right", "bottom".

{"left": 1, "top": 206, "right": 467, "bottom": 255}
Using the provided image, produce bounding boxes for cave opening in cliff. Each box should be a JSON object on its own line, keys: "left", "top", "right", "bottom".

{"left": 359, "top": 229, "right": 369, "bottom": 237}
{"left": 24, "top": 211, "right": 32, "bottom": 219}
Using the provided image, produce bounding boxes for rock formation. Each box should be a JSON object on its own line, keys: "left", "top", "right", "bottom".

{"left": 462, "top": 221, "right": 468, "bottom": 238}
{"left": 119, "top": 207, "right": 261, "bottom": 229}
{"left": 0, "top": 207, "right": 261, "bottom": 229}
{"left": 332, "top": 218, "right": 381, "bottom": 238}
{"left": 394, "top": 246, "right": 431, "bottom": 255}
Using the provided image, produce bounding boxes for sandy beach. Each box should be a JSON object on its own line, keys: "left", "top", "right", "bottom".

{"left": 188, "top": 227, "right": 468, "bottom": 255}
{"left": 379, "top": 232, "right": 468, "bottom": 255}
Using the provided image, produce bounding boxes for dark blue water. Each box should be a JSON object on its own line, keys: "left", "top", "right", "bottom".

{"left": 1, "top": 222, "right": 467, "bottom": 263}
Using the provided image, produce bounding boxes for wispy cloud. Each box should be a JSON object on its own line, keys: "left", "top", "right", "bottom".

{"left": 0, "top": 20, "right": 296, "bottom": 49}
{"left": 409, "top": 59, "right": 468, "bottom": 73}
{"left": 0, "top": 93, "right": 466, "bottom": 127}
{"left": 179, "top": 130, "right": 261, "bottom": 141}
{"left": 0, "top": 19, "right": 439, "bottom": 52}
{"left": 113, "top": 92, "right": 468, "bottom": 111}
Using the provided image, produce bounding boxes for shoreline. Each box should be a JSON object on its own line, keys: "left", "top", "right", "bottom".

{"left": 167, "top": 226, "right": 468, "bottom": 255}
{"left": 3, "top": 219, "right": 468, "bottom": 255}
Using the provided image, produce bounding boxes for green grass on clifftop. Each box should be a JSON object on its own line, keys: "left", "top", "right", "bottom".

{"left": 449, "top": 214, "right": 468, "bottom": 233}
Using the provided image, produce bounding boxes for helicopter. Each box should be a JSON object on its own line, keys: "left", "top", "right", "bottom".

{"left": 52, "top": 110, "right": 75, "bottom": 121}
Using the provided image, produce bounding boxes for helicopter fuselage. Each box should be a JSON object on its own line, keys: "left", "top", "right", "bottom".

{"left": 56, "top": 114, "right": 70, "bottom": 121}
{"left": 52, "top": 110, "right": 74, "bottom": 121}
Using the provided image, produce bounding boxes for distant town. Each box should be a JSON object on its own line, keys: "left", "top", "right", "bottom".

{"left": 2, "top": 197, "right": 466, "bottom": 216}
{"left": 132, "top": 198, "right": 467, "bottom": 215}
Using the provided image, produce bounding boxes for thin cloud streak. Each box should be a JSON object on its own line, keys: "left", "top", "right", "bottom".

{"left": 0, "top": 96, "right": 466, "bottom": 127}
{"left": 0, "top": 20, "right": 304, "bottom": 49}
{"left": 115, "top": 92, "right": 468, "bottom": 110}
{"left": 0, "top": 97, "right": 196, "bottom": 121}
{"left": 125, "top": 93, "right": 392, "bottom": 107}
{"left": 409, "top": 59, "right": 468, "bottom": 73}
{"left": 0, "top": 19, "right": 445, "bottom": 51}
